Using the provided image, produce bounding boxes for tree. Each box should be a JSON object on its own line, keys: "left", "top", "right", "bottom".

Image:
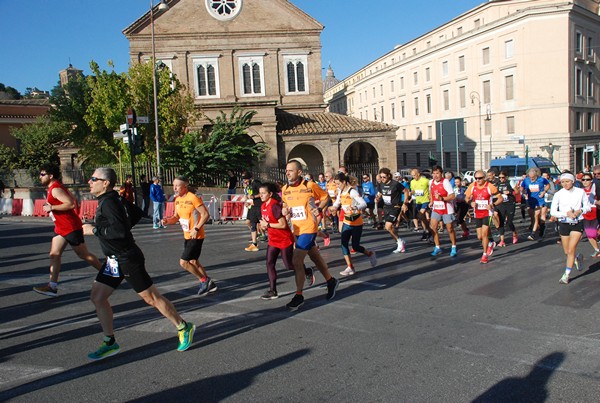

{"left": 164, "top": 108, "right": 269, "bottom": 184}
{"left": 0, "top": 83, "right": 21, "bottom": 100}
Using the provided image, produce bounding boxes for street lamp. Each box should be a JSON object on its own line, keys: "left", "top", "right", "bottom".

{"left": 470, "top": 91, "right": 483, "bottom": 169}
{"left": 151, "top": 0, "right": 169, "bottom": 177}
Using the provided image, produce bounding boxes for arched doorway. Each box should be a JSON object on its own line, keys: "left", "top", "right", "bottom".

{"left": 343, "top": 141, "right": 379, "bottom": 177}
{"left": 288, "top": 144, "right": 324, "bottom": 174}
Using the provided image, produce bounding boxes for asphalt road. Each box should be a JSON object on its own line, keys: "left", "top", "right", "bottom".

{"left": 1, "top": 216, "right": 599, "bottom": 402}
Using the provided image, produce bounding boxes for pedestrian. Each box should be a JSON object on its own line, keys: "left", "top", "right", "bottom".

{"left": 521, "top": 167, "right": 550, "bottom": 240}
{"left": 331, "top": 172, "right": 377, "bottom": 276}
{"left": 33, "top": 163, "right": 103, "bottom": 297}
{"left": 317, "top": 173, "right": 327, "bottom": 191}
{"left": 550, "top": 173, "right": 590, "bottom": 284}
{"left": 242, "top": 171, "right": 264, "bottom": 251}
{"left": 119, "top": 175, "right": 134, "bottom": 203}
{"left": 258, "top": 182, "right": 295, "bottom": 300}
{"left": 140, "top": 174, "right": 151, "bottom": 217}
{"left": 227, "top": 170, "right": 237, "bottom": 200}
{"left": 496, "top": 170, "right": 518, "bottom": 246}
{"left": 82, "top": 167, "right": 195, "bottom": 360}
{"left": 410, "top": 168, "right": 432, "bottom": 242}
{"left": 375, "top": 167, "right": 409, "bottom": 253}
{"left": 150, "top": 176, "right": 166, "bottom": 229}
{"left": 162, "top": 176, "right": 218, "bottom": 296}
{"left": 281, "top": 159, "right": 339, "bottom": 311}
{"left": 453, "top": 177, "right": 470, "bottom": 238}
{"left": 429, "top": 166, "right": 458, "bottom": 257}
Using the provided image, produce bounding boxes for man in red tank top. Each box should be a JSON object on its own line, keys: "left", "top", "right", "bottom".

{"left": 33, "top": 164, "right": 102, "bottom": 297}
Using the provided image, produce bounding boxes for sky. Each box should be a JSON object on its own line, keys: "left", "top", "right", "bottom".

{"left": 0, "top": 0, "right": 484, "bottom": 94}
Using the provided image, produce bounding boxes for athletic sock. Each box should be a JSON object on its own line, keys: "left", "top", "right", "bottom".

{"left": 200, "top": 277, "right": 208, "bottom": 283}
{"left": 565, "top": 268, "right": 572, "bottom": 275}
{"left": 177, "top": 321, "right": 187, "bottom": 331}
{"left": 49, "top": 281, "right": 58, "bottom": 289}
{"left": 103, "top": 335, "right": 116, "bottom": 346}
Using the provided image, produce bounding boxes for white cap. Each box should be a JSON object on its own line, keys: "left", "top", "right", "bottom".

{"left": 393, "top": 172, "right": 401, "bottom": 177}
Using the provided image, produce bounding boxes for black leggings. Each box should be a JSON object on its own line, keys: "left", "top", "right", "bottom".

{"left": 497, "top": 203, "right": 516, "bottom": 235}
{"left": 341, "top": 224, "right": 367, "bottom": 255}
{"left": 266, "top": 244, "right": 294, "bottom": 291}
{"left": 456, "top": 202, "right": 469, "bottom": 225}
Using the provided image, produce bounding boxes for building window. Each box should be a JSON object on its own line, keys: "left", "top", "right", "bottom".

{"left": 373, "top": 108, "right": 377, "bottom": 120}
{"left": 443, "top": 90, "right": 450, "bottom": 111}
{"left": 483, "top": 80, "right": 491, "bottom": 103}
{"left": 587, "top": 71, "right": 593, "bottom": 97}
{"left": 284, "top": 55, "right": 308, "bottom": 94}
{"left": 365, "top": 110, "right": 368, "bottom": 120}
{"left": 576, "top": 31, "right": 583, "bottom": 54}
{"left": 474, "top": 18, "right": 481, "bottom": 28}
{"left": 372, "top": 87, "right": 376, "bottom": 97}
{"left": 427, "top": 41, "right": 431, "bottom": 48}
{"left": 425, "top": 67, "right": 431, "bottom": 82}
{"left": 461, "top": 152, "right": 468, "bottom": 169}
{"left": 416, "top": 153, "right": 421, "bottom": 166}
{"left": 428, "top": 126, "right": 433, "bottom": 140}
{"left": 193, "top": 56, "right": 220, "bottom": 98}
{"left": 206, "top": 0, "right": 242, "bottom": 21}
{"left": 507, "top": 116, "right": 515, "bottom": 134}
{"left": 576, "top": 68, "right": 583, "bottom": 96}
{"left": 390, "top": 80, "right": 395, "bottom": 92}
{"left": 458, "top": 55, "right": 465, "bottom": 72}
{"left": 587, "top": 112, "right": 594, "bottom": 131}
{"left": 239, "top": 56, "right": 264, "bottom": 96}
{"left": 484, "top": 119, "right": 492, "bottom": 136}
{"left": 482, "top": 47, "right": 490, "bottom": 65}
{"left": 380, "top": 84, "right": 383, "bottom": 96}
{"left": 391, "top": 103, "right": 395, "bottom": 120}
{"left": 442, "top": 61, "right": 448, "bottom": 77}
{"left": 400, "top": 76, "right": 404, "bottom": 89}
{"left": 445, "top": 152, "right": 451, "bottom": 167}
{"left": 459, "top": 86, "right": 466, "bottom": 108}
{"left": 576, "top": 111, "right": 582, "bottom": 131}
{"left": 403, "top": 152, "right": 407, "bottom": 166}
{"left": 587, "top": 37, "right": 593, "bottom": 58}
{"left": 401, "top": 101, "right": 405, "bottom": 118}
{"left": 402, "top": 128, "right": 407, "bottom": 140}
{"left": 457, "top": 26, "right": 463, "bottom": 35}
{"left": 505, "top": 75, "right": 514, "bottom": 100}
{"left": 380, "top": 106, "right": 384, "bottom": 121}
{"left": 426, "top": 94, "right": 432, "bottom": 114}
{"left": 359, "top": 92, "right": 362, "bottom": 102}
{"left": 505, "top": 40, "right": 514, "bottom": 59}
{"left": 414, "top": 97, "right": 419, "bottom": 116}
{"left": 414, "top": 72, "right": 418, "bottom": 85}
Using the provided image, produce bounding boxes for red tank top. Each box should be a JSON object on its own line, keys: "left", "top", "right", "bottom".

{"left": 261, "top": 198, "right": 294, "bottom": 249}
{"left": 583, "top": 185, "right": 597, "bottom": 221}
{"left": 471, "top": 183, "right": 493, "bottom": 219}
{"left": 47, "top": 181, "right": 82, "bottom": 236}
{"left": 429, "top": 180, "right": 450, "bottom": 215}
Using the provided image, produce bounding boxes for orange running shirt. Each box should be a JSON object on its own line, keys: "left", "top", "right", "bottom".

{"left": 175, "top": 192, "right": 205, "bottom": 240}
{"left": 282, "top": 180, "right": 329, "bottom": 235}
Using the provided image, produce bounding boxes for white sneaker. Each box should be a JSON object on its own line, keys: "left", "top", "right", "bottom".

{"left": 393, "top": 239, "right": 406, "bottom": 253}
{"left": 369, "top": 251, "right": 377, "bottom": 267}
{"left": 340, "top": 266, "right": 355, "bottom": 276}
{"left": 559, "top": 273, "right": 569, "bottom": 284}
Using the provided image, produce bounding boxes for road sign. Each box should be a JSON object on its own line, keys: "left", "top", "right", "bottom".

{"left": 137, "top": 116, "right": 149, "bottom": 124}
{"left": 123, "top": 137, "right": 129, "bottom": 144}
{"left": 113, "top": 132, "right": 127, "bottom": 138}
{"left": 120, "top": 123, "right": 129, "bottom": 133}
{"left": 127, "top": 108, "right": 136, "bottom": 125}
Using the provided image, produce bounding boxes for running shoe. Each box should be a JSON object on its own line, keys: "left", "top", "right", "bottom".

{"left": 340, "top": 266, "right": 355, "bottom": 276}
{"left": 323, "top": 234, "right": 331, "bottom": 247}
{"left": 486, "top": 241, "right": 496, "bottom": 256}
{"left": 527, "top": 232, "right": 536, "bottom": 241}
{"left": 498, "top": 241, "right": 506, "bottom": 248}
{"left": 590, "top": 250, "right": 600, "bottom": 258}
{"left": 245, "top": 243, "right": 259, "bottom": 252}
{"left": 575, "top": 253, "right": 583, "bottom": 271}
{"left": 161, "top": 225, "right": 167, "bottom": 229}
{"left": 393, "top": 239, "right": 406, "bottom": 254}
{"left": 559, "top": 273, "right": 569, "bottom": 284}
{"left": 420, "top": 232, "right": 428, "bottom": 241}
{"left": 197, "top": 278, "right": 217, "bottom": 297}
{"left": 177, "top": 322, "right": 196, "bottom": 352}
{"left": 431, "top": 247, "right": 442, "bottom": 256}
{"left": 326, "top": 277, "right": 339, "bottom": 300}
{"left": 153, "top": 225, "right": 160, "bottom": 229}
{"left": 261, "top": 290, "right": 278, "bottom": 300}
{"left": 350, "top": 248, "right": 357, "bottom": 254}
{"left": 305, "top": 266, "right": 315, "bottom": 287}
{"left": 286, "top": 294, "right": 304, "bottom": 311}
{"left": 480, "top": 254, "right": 489, "bottom": 264}
{"left": 207, "top": 279, "right": 218, "bottom": 293}
{"left": 450, "top": 246, "right": 457, "bottom": 257}
{"left": 461, "top": 230, "right": 470, "bottom": 238}
{"left": 88, "top": 341, "right": 120, "bottom": 360}
{"left": 512, "top": 235, "right": 518, "bottom": 244}
{"left": 33, "top": 284, "right": 58, "bottom": 297}
{"left": 369, "top": 251, "right": 377, "bottom": 267}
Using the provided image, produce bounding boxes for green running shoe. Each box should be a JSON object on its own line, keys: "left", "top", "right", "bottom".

{"left": 177, "top": 322, "right": 196, "bottom": 352}
{"left": 88, "top": 341, "right": 120, "bottom": 361}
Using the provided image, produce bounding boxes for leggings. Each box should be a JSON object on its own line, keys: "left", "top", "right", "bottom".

{"left": 456, "top": 202, "right": 469, "bottom": 225}
{"left": 497, "top": 203, "right": 516, "bottom": 235}
{"left": 266, "top": 244, "right": 294, "bottom": 291}
{"left": 341, "top": 223, "right": 367, "bottom": 256}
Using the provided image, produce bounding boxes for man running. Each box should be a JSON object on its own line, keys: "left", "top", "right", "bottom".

{"left": 375, "top": 167, "right": 409, "bottom": 253}
{"left": 33, "top": 163, "right": 103, "bottom": 297}
{"left": 281, "top": 160, "right": 339, "bottom": 311}
{"left": 242, "top": 171, "right": 263, "bottom": 251}
{"left": 429, "top": 165, "right": 457, "bottom": 257}
{"left": 410, "top": 168, "right": 432, "bottom": 242}
{"left": 162, "top": 176, "right": 217, "bottom": 296}
{"left": 361, "top": 173, "right": 377, "bottom": 227}
{"left": 521, "top": 167, "right": 550, "bottom": 240}
{"left": 82, "top": 167, "right": 195, "bottom": 360}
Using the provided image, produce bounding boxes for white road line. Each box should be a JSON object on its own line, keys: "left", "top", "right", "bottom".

{"left": 0, "top": 364, "right": 63, "bottom": 386}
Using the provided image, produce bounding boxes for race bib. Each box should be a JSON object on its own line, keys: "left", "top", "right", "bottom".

{"left": 502, "top": 194, "right": 509, "bottom": 202}
{"left": 103, "top": 256, "right": 121, "bottom": 278}
{"left": 433, "top": 201, "right": 445, "bottom": 210}
{"left": 290, "top": 206, "right": 307, "bottom": 221}
{"left": 382, "top": 195, "right": 392, "bottom": 205}
{"left": 475, "top": 199, "right": 489, "bottom": 210}
{"left": 179, "top": 218, "right": 190, "bottom": 231}
{"left": 328, "top": 190, "right": 337, "bottom": 197}
{"left": 415, "top": 190, "right": 424, "bottom": 196}
{"left": 529, "top": 184, "right": 540, "bottom": 192}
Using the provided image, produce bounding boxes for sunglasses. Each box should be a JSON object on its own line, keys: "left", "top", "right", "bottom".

{"left": 475, "top": 176, "right": 485, "bottom": 180}
{"left": 90, "top": 177, "right": 108, "bottom": 182}
{"left": 39, "top": 172, "right": 48, "bottom": 176}
{"left": 582, "top": 178, "right": 592, "bottom": 181}
{"left": 499, "top": 176, "right": 506, "bottom": 178}
{"left": 594, "top": 173, "right": 600, "bottom": 176}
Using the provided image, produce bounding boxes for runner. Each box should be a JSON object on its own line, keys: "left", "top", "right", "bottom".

{"left": 242, "top": 171, "right": 264, "bottom": 251}
{"left": 580, "top": 173, "right": 600, "bottom": 257}
{"left": 550, "top": 173, "right": 590, "bottom": 284}
{"left": 375, "top": 167, "right": 409, "bottom": 253}
{"left": 324, "top": 170, "right": 339, "bottom": 233}
{"left": 410, "top": 168, "right": 432, "bottom": 242}
{"left": 428, "top": 166, "right": 457, "bottom": 257}
{"left": 361, "top": 173, "right": 378, "bottom": 227}
{"left": 330, "top": 172, "right": 377, "bottom": 276}
{"left": 521, "top": 167, "right": 550, "bottom": 240}
{"left": 33, "top": 163, "right": 103, "bottom": 297}
{"left": 82, "top": 167, "right": 195, "bottom": 360}
{"left": 496, "top": 170, "right": 518, "bottom": 246}
{"left": 258, "top": 182, "right": 295, "bottom": 300}
{"left": 453, "top": 177, "right": 470, "bottom": 238}
{"left": 465, "top": 170, "right": 503, "bottom": 264}
{"left": 281, "top": 160, "right": 339, "bottom": 311}
{"left": 162, "top": 176, "right": 217, "bottom": 296}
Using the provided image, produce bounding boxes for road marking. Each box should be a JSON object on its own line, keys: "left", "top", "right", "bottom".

{"left": 0, "top": 364, "right": 63, "bottom": 386}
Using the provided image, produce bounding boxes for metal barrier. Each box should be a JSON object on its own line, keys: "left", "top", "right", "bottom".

{"left": 200, "top": 194, "right": 219, "bottom": 224}
{"left": 219, "top": 194, "right": 246, "bottom": 223}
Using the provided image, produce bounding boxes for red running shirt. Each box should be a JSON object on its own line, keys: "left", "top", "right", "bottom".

{"left": 47, "top": 181, "right": 82, "bottom": 236}
{"left": 261, "top": 198, "right": 294, "bottom": 249}
{"left": 466, "top": 182, "right": 498, "bottom": 219}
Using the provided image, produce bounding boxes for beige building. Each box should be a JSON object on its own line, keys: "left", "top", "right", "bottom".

{"left": 123, "top": 0, "right": 396, "bottom": 175}
{"left": 325, "top": 0, "right": 600, "bottom": 173}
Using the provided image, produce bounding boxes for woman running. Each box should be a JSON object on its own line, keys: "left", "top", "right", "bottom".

{"left": 550, "top": 173, "right": 591, "bottom": 284}
{"left": 330, "top": 173, "right": 377, "bottom": 276}
{"left": 258, "top": 182, "right": 295, "bottom": 300}
{"left": 453, "top": 177, "right": 470, "bottom": 238}
{"left": 580, "top": 173, "right": 600, "bottom": 257}
{"left": 496, "top": 170, "right": 518, "bottom": 246}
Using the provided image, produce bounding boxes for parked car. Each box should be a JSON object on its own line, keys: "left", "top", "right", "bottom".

{"left": 461, "top": 171, "right": 475, "bottom": 183}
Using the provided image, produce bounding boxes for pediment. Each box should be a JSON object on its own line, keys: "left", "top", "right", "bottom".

{"left": 124, "top": 0, "right": 323, "bottom": 38}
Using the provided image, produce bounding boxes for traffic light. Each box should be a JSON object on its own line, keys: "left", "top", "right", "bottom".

{"left": 132, "top": 128, "right": 144, "bottom": 156}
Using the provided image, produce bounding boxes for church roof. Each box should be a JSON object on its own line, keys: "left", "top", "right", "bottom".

{"left": 277, "top": 111, "right": 396, "bottom": 135}
{"left": 322, "top": 64, "right": 341, "bottom": 92}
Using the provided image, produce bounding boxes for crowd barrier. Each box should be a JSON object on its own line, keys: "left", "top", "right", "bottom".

{"left": 79, "top": 200, "right": 98, "bottom": 221}
{"left": 33, "top": 199, "right": 49, "bottom": 217}
{"left": 219, "top": 194, "right": 246, "bottom": 223}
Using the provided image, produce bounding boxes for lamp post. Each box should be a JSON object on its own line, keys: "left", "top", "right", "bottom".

{"left": 470, "top": 91, "right": 483, "bottom": 169}
{"left": 151, "top": 0, "right": 169, "bottom": 177}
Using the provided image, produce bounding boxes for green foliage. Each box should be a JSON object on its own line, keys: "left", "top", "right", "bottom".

{"left": 0, "top": 83, "right": 21, "bottom": 99}
{"left": 164, "top": 108, "right": 269, "bottom": 184}
{"left": 0, "top": 144, "right": 18, "bottom": 172}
